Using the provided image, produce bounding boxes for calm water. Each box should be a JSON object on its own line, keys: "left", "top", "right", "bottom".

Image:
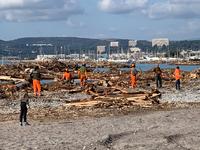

{"left": 1, "top": 60, "right": 199, "bottom": 72}
{"left": 1, "top": 60, "right": 10, "bottom": 65}
{"left": 95, "top": 64, "right": 200, "bottom": 73}
{"left": 121, "top": 64, "right": 200, "bottom": 72}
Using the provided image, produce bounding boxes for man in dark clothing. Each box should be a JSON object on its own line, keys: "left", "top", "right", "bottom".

{"left": 20, "top": 89, "right": 30, "bottom": 126}
{"left": 153, "top": 64, "right": 162, "bottom": 88}
{"left": 30, "top": 66, "right": 41, "bottom": 96}
{"left": 75, "top": 64, "right": 79, "bottom": 71}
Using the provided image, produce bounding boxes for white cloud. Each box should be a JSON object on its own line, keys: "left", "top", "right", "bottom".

{"left": 66, "top": 18, "right": 85, "bottom": 27}
{"left": 0, "top": 0, "right": 24, "bottom": 9}
{"left": 146, "top": 0, "right": 200, "bottom": 19}
{"left": 98, "top": 0, "right": 200, "bottom": 20}
{"left": 143, "top": 19, "right": 200, "bottom": 40}
{"left": 99, "top": 0, "right": 148, "bottom": 14}
{"left": 0, "top": 0, "right": 83, "bottom": 22}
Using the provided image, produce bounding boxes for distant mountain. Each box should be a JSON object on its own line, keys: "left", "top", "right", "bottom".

{"left": 188, "top": 38, "right": 200, "bottom": 40}
{"left": 0, "top": 37, "right": 200, "bottom": 59}
{"left": 0, "top": 40, "right": 5, "bottom": 44}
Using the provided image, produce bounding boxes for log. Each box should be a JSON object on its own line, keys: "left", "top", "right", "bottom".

{"left": 0, "top": 76, "right": 26, "bottom": 82}
{"left": 148, "top": 93, "right": 161, "bottom": 99}
{"left": 65, "top": 100, "right": 100, "bottom": 107}
{"left": 126, "top": 95, "right": 147, "bottom": 101}
{"left": 94, "top": 96, "right": 124, "bottom": 100}
{"left": 85, "top": 89, "right": 99, "bottom": 97}
{"left": 67, "top": 88, "right": 84, "bottom": 94}
{"left": 112, "top": 86, "right": 149, "bottom": 94}
{"left": 15, "top": 81, "right": 30, "bottom": 89}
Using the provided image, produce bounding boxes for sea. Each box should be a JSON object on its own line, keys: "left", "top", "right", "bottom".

{"left": 1, "top": 60, "right": 200, "bottom": 72}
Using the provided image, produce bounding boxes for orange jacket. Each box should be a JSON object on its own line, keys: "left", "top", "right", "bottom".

{"left": 174, "top": 69, "right": 181, "bottom": 80}
{"left": 63, "top": 72, "right": 72, "bottom": 80}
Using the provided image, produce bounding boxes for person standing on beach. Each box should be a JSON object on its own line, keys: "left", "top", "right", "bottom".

{"left": 174, "top": 66, "right": 181, "bottom": 90}
{"left": 20, "top": 89, "right": 30, "bottom": 126}
{"left": 79, "top": 64, "right": 87, "bottom": 87}
{"left": 30, "top": 66, "right": 41, "bottom": 96}
{"left": 130, "top": 63, "right": 138, "bottom": 88}
{"left": 153, "top": 64, "right": 162, "bottom": 88}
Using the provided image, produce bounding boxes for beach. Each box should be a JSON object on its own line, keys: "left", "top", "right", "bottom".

{"left": 0, "top": 60, "right": 200, "bottom": 150}
{"left": 0, "top": 107, "right": 200, "bottom": 150}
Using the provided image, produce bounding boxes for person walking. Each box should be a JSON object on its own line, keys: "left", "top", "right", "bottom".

{"left": 79, "top": 64, "right": 87, "bottom": 87}
{"left": 130, "top": 63, "right": 138, "bottom": 88}
{"left": 153, "top": 64, "right": 162, "bottom": 88}
{"left": 174, "top": 66, "right": 181, "bottom": 90}
{"left": 19, "top": 89, "right": 30, "bottom": 126}
{"left": 30, "top": 66, "right": 41, "bottom": 96}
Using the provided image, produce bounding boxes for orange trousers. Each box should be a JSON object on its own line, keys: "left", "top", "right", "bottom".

{"left": 131, "top": 75, "right": 137, "bottom": 88}
{"left": 33, "top": 79, "right": 41, "bottom": 96}
{"left": 80, "top": 75, "right": 86, "bottom": 86}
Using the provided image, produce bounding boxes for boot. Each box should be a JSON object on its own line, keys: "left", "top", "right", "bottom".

{"left": 25, "top": 122, "right": 30, "bottom": 126}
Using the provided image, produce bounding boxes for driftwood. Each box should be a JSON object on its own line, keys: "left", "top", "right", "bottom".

{"left": 0, "top": 76, "right": 26, "bottom": 82}
{"left": 126, "top": 95, "right": 147, "bottom": 101}
{"left": 64, "top": 89, "right": 161, "bottom": 108}
{"left": 111, "top": 86, "right": 151, "bottom": 94}
{"left": 0, "top": 76, "right": 30, "bottom": 90}
{"left": 65, "top": 101, "right": 100, "bottom": 107}
{"left": 67, "top": 88, "right": 84, "bottom": 94}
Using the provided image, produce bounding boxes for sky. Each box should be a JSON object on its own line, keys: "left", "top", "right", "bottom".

{"left": 0, "top": 0, "right": 200, "bottom": 41}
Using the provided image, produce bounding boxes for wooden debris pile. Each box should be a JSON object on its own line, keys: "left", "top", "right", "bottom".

{"left": 64, "top": 86, "right": 161, "bottom": 109}
{"left": 0, "top": 89, "right": 6, "bottom": 98}
{"left": 190, "top": 69, "right": 200, "bottom": 79}
{"left": 0, "top": 75, "right": 30, "bottom": 98}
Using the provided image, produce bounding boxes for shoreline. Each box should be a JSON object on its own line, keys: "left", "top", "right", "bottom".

{"left": 2, "top": 59, "right": 200, "bottom": 65}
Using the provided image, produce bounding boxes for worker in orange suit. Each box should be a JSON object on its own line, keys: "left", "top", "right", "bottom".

{"left": 174, "top": 66, "right": 181, "bottom": 90}
{"left": 30, "top": 66, "right": 41, "bottom": 96}
{"left": 79, "top": 64, "right": 87, "bottom": 86}
{"left": 130, "top": 63, "right": 138, "bottom": 88}
{"left": 62, "top": 68, "right": 72, "bottom": 84}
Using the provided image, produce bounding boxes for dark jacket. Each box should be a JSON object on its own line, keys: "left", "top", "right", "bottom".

{"left": 20, "top": 92, "right": 30, "bottom": 108}
{"left": 153, "top": 67, "right": 162, "bottom": 76}
{"left": 30, "top": 70, "right": 41, "bottom": 80}
{"left": 131, "top": 68, "right": 138, "bottom": 76}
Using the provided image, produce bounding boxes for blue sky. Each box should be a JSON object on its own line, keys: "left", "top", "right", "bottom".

{"left": 0, "top": 0, "right": 200, "bottom": 40}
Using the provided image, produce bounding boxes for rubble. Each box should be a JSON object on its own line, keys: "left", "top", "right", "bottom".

{"left": 190, "top": 68, "right": 200, "bottom": 79}
{"left": 0, "top": 60, "right": 199, "bottom": 121}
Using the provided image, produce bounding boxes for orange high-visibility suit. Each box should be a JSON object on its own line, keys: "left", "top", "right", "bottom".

{"left": 80, "top": 74, "right": 87, "bottom": 86}
{"left": 79, "top": 66, "right": 87, "bottom": 86}
{"left": 131, "top": 74, "right": 137, "bottom": 88}
{"left": 174, "top": 68, "right": 181, "bottom": 90}
{"left": 33, "top": 80, "right": 41, "bottom": 96}
{"left": 174, "top": 68, "right": 181, "bottom": 80}
{"left": 30, "top": 69, "right": 41, "bottom": 96}
{"left": 130, "top": 68, "right": 138, "bottom": 88}
{"left": 63, "top": 72, "right": 72, "bottom": 80}
{"left": 77, "top": 70, "right": 80, "bottom": 79}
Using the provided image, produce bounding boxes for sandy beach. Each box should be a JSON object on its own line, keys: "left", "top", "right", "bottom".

{"left": 0, "top": 108, "right": 200, "bottom": 150}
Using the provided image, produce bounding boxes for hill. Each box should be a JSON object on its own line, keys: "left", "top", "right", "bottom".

{"left": 0, "top": 37, "right": 200, "bottom": 59}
